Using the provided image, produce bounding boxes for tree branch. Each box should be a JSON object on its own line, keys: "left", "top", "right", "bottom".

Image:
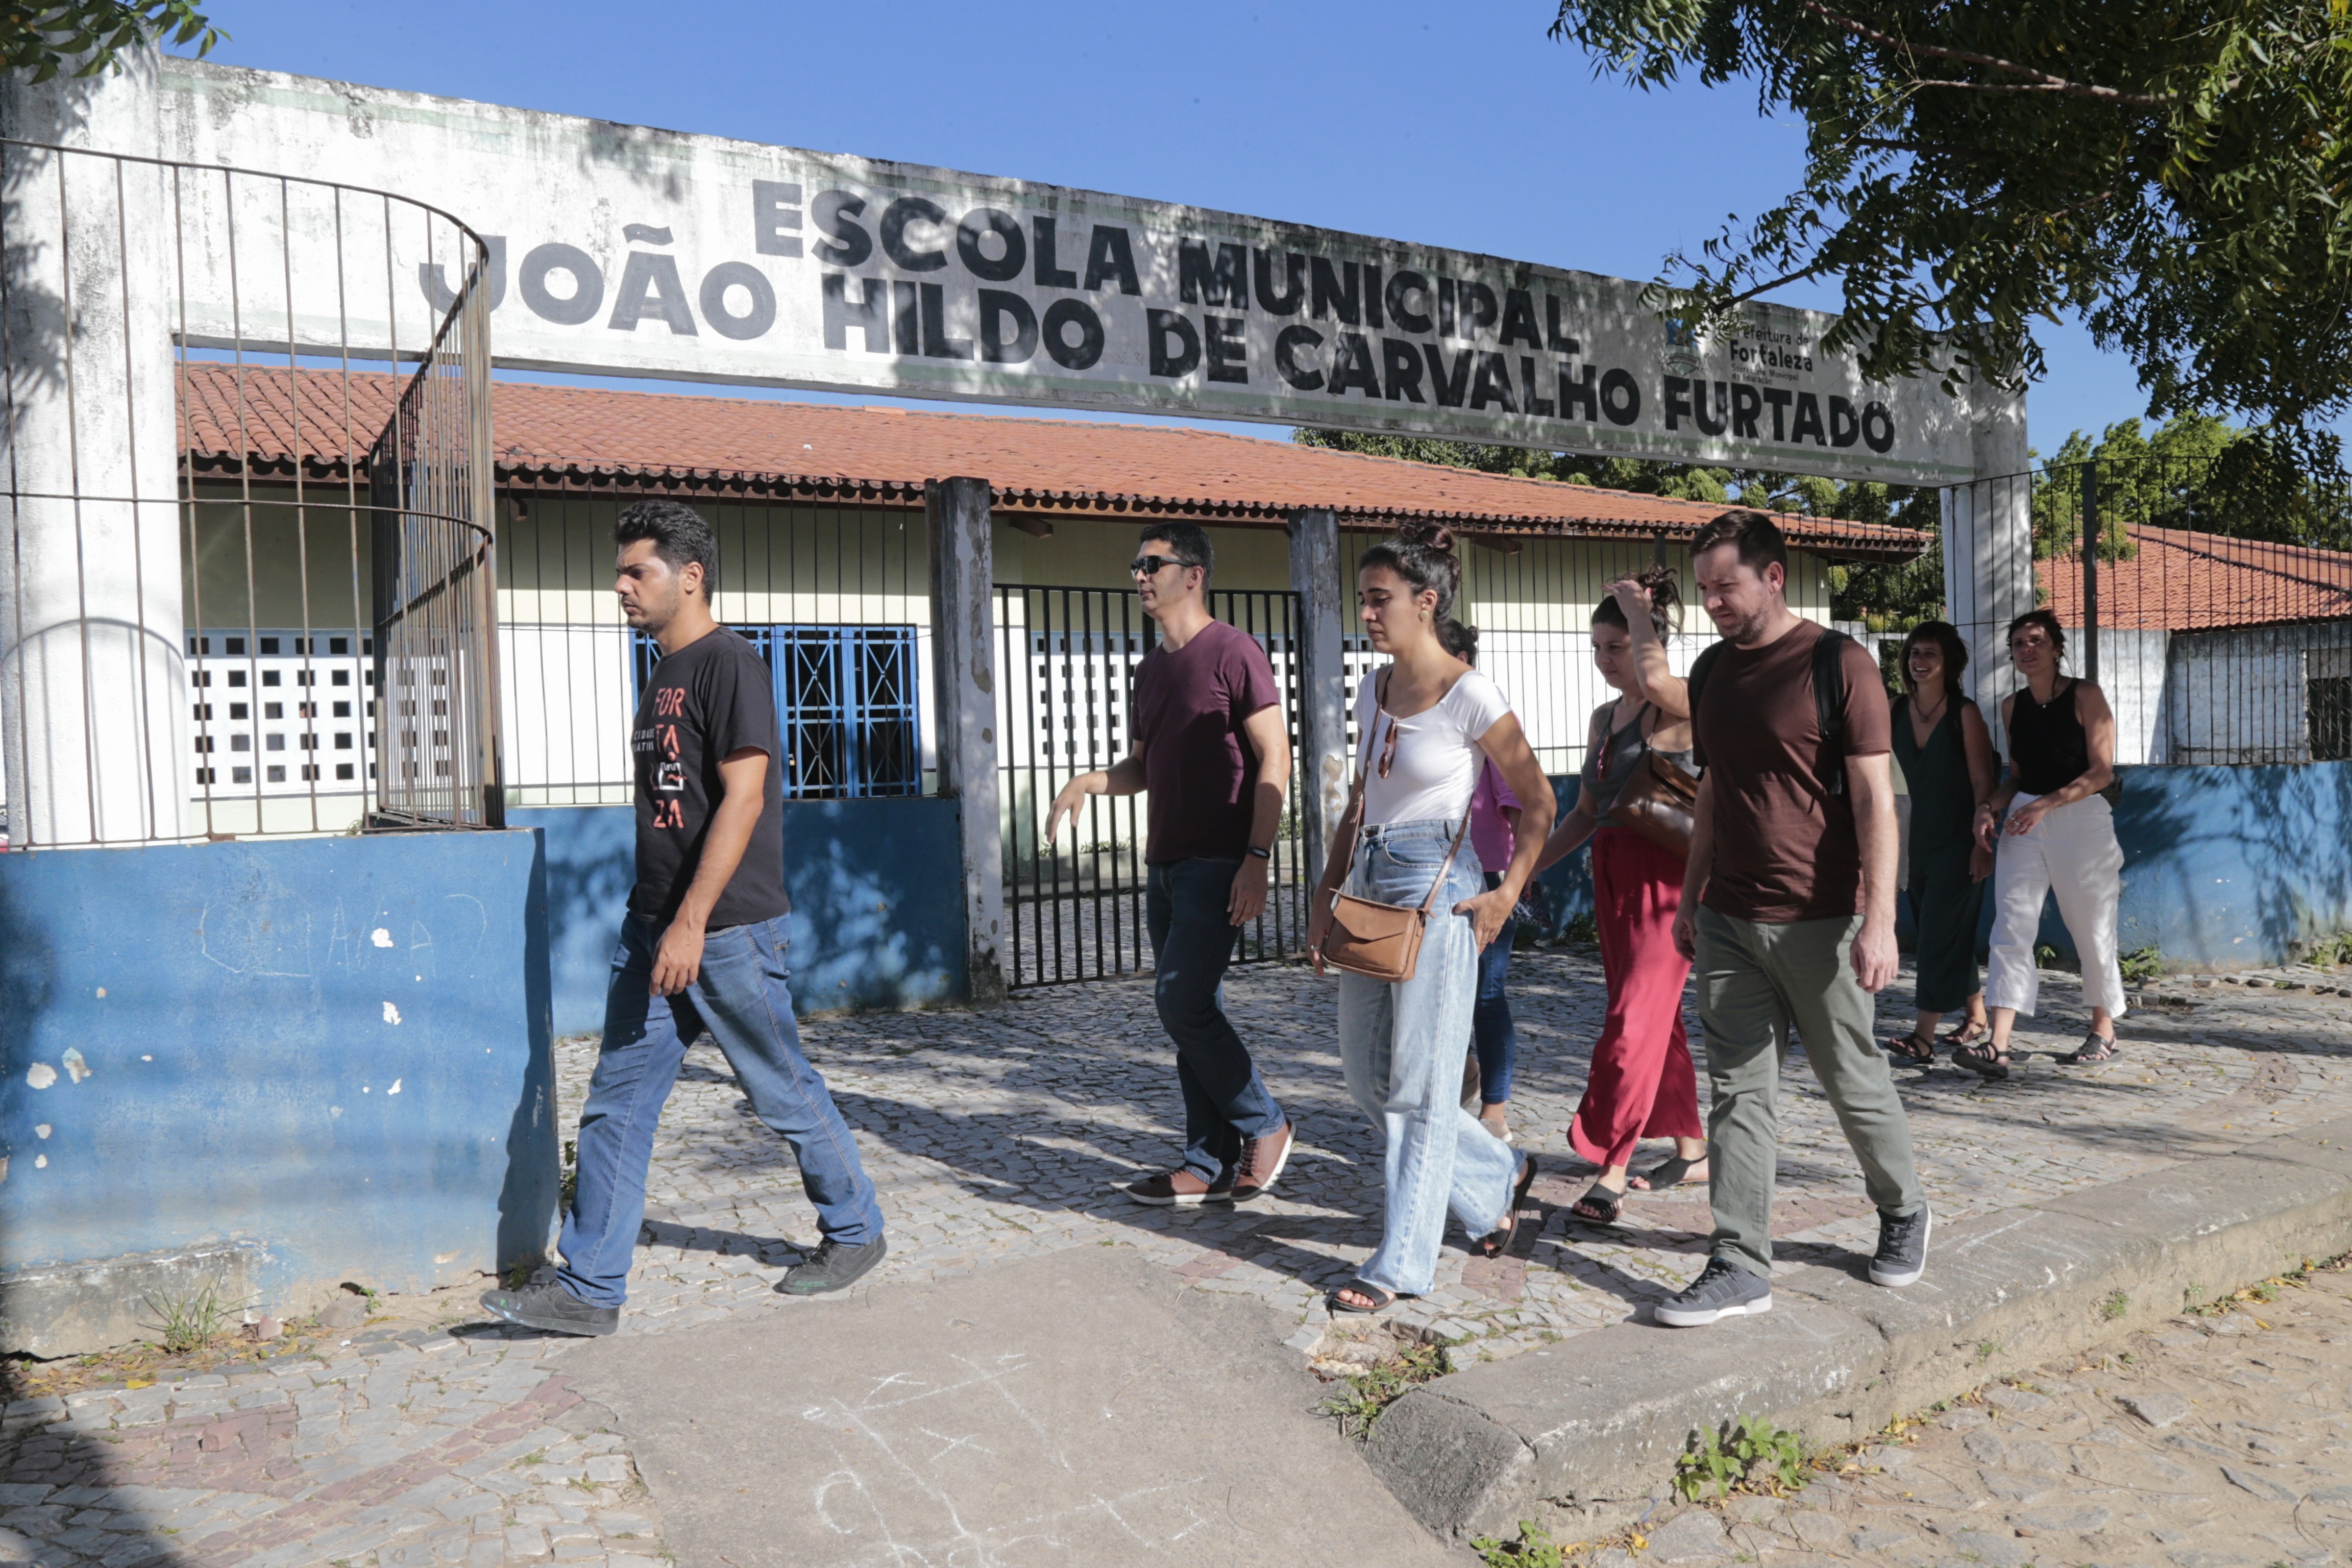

{"left": 1899, "top": 76, "right": 2174, "bottom": 105}
{"left": 1799, "top": 1, "right": 2177, "bottom": 107}
{"left": 1714, "top": 260, "right": 1837, "bottom": 307}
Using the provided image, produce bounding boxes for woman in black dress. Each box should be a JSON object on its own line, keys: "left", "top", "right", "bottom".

{"left": 1884, "top": 621, "right": 1997, "bottom": 1065}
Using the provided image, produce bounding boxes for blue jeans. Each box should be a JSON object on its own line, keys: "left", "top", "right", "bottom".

{"left": 1337, "top": 820, "right": 1521, "bottom": 1296}
{"left": 1474, "top": 868, "right": 1518, "bottom": 1105}
{"left": 557, "top": 913, "right": 885, "bottom": 1308}
{"left": 1147, "top": 856, "right": 1287, "bottom": 1185}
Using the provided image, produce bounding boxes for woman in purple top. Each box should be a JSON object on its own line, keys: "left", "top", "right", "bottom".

{"left": 1466, "top": 757, "right": 1524, "bottom": 1141}
{"left": 1442, "top": 619, "right": 1524, "bottom": 1142}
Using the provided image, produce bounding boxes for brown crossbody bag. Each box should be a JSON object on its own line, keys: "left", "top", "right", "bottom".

{"left": 1316, "top": 670, "right": 1472, "bottom": 983}
{"left": 1600, "top": 702, "right": 1699, "bottom": 860}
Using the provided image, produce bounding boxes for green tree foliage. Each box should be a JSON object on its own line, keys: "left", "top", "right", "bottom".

{"left": 3, "top": 2, "right": 222, "bottom": 83}
{"left": 1293, "top": 427, "right": 1946, "bottom": 628}
{"left": 2034, "top": 413, "right": 2352, "bottom": 559}
{"left": 1547, "top": 2, "right": 2352, "bottom": 463}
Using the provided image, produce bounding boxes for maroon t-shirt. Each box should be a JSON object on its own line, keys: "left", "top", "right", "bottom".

{"left": 1692, "top": 621, "right": 1892, "bottom": 922}
{"left": 1132, "top": 619, "right": 1281, "bottom": 863}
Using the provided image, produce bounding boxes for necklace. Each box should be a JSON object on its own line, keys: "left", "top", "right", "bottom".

{"left": 1911, "top": 692, "right": 1948, "bottom": 729}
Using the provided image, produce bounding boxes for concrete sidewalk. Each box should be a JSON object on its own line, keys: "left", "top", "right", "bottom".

{"left": 7, "top": 950, "right": 2349, "bottom": 1568}
{"left": 1369, "top": 1110, "right": 2352, "bottom": 1544}
{"left": 562, "top": 1248, "right": 1450, "bottom": 1567}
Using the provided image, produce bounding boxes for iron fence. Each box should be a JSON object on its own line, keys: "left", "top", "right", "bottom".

{"left": 1, "top": 137, "right": 498, "bottom": 846}
{"left": 1935, "top": 453, "right": 2352, "bottom": 766}
{"left": 498, "top": 492, "right": 935, "bottom": 805}
{"left": 997, "top": 583, "right": 1307, "bottom": 989}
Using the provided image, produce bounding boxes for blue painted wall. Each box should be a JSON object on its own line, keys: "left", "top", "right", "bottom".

{"left": 1898, "top": 763, "right": 2352, "bottom": 973}
{"left": 1528, "top": 773, "right": 1596, "bottom": 939}
{"left": 0, "top": 830, "right": 558, "bottom": 1304}
{"left": 2105, "top": 762, "right": 2352, "bottom": 970}
{"left": 516, "top": 796, "right": 968, "bottom": 1035}
{"left": 1537, "top": 763, "right": 2352, "bottom": 975}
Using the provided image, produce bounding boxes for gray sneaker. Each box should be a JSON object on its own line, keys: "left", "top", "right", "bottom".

{"left": 1871, "top": 1204, "right": 1932, "bottom": 1287}
{"left": 777, "top": 1236, "right": 888, "bottom": 1296}
{"left": 477, "top": 1279, "right": 620, "bottom": 1337}
{"left": 1656, "top": 1257, "right": 1773, "bottom": 1327}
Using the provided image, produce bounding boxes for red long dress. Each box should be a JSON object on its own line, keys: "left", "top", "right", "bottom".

{"left": 1569, "top": 825, "right": 1704, "bottom": 1168}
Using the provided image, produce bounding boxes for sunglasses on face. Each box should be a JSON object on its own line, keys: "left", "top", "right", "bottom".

{"left": 1130, "top": 555, "right": 1195, "bottom": 577}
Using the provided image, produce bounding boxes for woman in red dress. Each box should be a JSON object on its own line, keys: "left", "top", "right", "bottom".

{"left": 1537, "top": 571, "right": 1706, "bottom": 1223}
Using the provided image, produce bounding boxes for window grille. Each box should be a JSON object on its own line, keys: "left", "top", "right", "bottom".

{"left": 630, "top": 625, "right": 922, "bottom": 799}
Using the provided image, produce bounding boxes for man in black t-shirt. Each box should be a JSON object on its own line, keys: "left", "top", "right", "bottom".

{"left": 480, "top": 501, "right": 886, "bottom": 1337}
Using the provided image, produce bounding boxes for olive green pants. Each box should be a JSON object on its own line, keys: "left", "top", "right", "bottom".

{"left": 1695, "top": 905, "right": 1925, "bottom": 1280}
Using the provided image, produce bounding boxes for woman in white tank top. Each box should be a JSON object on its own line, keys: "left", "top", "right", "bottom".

{"left": 1306, "top": 523, "right": 1556, "bottom": 1315}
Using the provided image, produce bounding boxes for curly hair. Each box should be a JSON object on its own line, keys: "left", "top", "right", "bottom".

{"left": 1591, "top": 564, "right": 1684, "bottom": 641}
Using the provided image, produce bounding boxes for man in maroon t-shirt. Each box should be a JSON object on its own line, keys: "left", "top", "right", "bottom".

{"left": 1046, "top": 523, "right": 1296, "bottom": 1206}
{"left": 1654, "top": 509, "right": 1929, "bottom": 1330}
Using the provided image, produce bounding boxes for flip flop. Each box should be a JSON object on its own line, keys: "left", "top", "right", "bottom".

{"left": 1474, "top": 1156, "right": 1539, "bottom": 1258}
{"left": 1629, "top": 1154, "right": 1706, "bottom": 1191}
{"left": 1327, "top": 1280, "right": 1398, "bottom": 1315}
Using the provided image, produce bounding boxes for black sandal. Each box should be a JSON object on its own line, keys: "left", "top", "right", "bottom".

{"left": 1569, "top": 1180, "right": 1624, "bottom": 1224}
{"left": 2064, "top": 1033, "right": 2118, "bottom": 1064}
{"left": 1885, "top": 1032, "right": 1937, "bottom": 1067}
{"left": 1328, "top": 1280, "right": 1398, "bottom": 1315}
{"left": 1475, "top": 1156, "right": 1539, "bottom": 1258}
{"left": 1630, "top": 1154, "right": 1706, "bottom": 1191}
{"left": 1954, "top": 1041, "right": 2012, "bottom": 1080}
{"left": 1939, "top": 1019, "right": 1990, "bottom": 1048}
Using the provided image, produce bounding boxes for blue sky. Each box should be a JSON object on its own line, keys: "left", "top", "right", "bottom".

{"left": 185, "top": 0, "right": 2190, "bottom": 461}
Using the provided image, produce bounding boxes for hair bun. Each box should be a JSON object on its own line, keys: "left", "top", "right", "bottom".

{"left": 1398, "top": 520, "right": 1456, "bottom": 553}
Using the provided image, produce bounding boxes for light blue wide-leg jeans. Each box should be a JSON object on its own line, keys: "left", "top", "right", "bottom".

{"left": 1337, "top": 819, "right": 1521, "bottom": 1296}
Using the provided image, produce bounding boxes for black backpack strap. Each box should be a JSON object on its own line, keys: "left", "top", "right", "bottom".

{"left": 1814, "top": 628, "right": 1853, "bottom": 798}
{"left": 1684, "top": 641, "right": 1725, "bottom": 776}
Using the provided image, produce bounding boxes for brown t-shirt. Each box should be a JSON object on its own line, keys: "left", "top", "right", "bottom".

{"left": 1692, "top": 621, "right": 1891, "bottom": 923}
{"left": 1132, "top": 619, "right": 1281, "bottom": 863}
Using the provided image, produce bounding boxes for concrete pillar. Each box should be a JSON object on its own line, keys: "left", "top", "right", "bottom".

{"left": 1943, "top": 384, "right": 2035, "bottom": 736}
{"left": 1288, "top": 508, "right": 1349, "bottom": 884}
{"left": 925, "top": 476, "right": 1007, "bottom": 1003}
{"left": 1, "top": 54, "right": 189, "bottom": 845}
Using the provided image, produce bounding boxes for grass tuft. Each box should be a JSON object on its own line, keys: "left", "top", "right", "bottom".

{"left": 143, "top": 1280, "right": 233, "bottom": 1356}
{"left": 1319, "top": 1341, "right": 1451, "bottom": 1440}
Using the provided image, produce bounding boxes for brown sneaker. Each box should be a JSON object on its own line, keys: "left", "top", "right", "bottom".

{"left": 1231, "top": 1121, "right": 1296, "bottom": 1202}
{"left": 1124, "top": 1168, "right": 1234, "bottom": 1207}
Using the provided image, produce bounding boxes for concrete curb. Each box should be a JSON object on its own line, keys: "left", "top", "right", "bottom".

{"left": 1366, "top": 1116, "right": 2352, "bottom": 1544}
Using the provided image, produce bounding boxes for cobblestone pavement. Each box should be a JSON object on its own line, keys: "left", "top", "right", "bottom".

{"left": 6, "top": 950, "right": 2348, "bottom": 1568}
{"left": 1564, "top": 1257, "right": 2352, "bottom": 1568}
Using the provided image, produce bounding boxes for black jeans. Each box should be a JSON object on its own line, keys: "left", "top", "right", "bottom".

{"left": 1146, "top": 856, "right": 1286, "bottom": 1184}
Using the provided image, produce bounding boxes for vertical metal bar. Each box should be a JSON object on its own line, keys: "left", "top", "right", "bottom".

{"left": 114, "top": 156, "right": 162, "bottom": 840}
{"left": 2081, "top": 461, "right": 2100, "bottom": 688}
{"left": 169, "top": 164, "right": 214, "bottom": 836}
{"left": 281, "top": 177, "right": 322, "bottom": 830}
{"left": 57, "top": 152, "right": 100, "bottom": 843}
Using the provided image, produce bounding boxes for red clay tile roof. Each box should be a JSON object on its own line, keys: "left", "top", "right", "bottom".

{"left": 2040, "top": 524, "right": 2352, "bottom": 631}
{"left": 179, "top": 364, "right": 1930, "bottom": 562}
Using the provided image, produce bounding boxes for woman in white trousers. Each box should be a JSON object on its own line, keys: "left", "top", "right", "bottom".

{"left": 1958, "top": 608, "right": 2126, "bottom": 1079}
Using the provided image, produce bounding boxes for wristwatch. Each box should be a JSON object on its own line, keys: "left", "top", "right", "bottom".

{"left": 1246, "top": 845, "right": 1272, "bottom": 860}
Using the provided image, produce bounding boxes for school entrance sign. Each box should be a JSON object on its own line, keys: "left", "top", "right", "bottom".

{"left": 131, "top": 60, "right": 1993, "bottom": 487}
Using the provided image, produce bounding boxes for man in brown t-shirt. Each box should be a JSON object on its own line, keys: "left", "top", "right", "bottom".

{"left": 1044, "top": 523, "right": 1296, "bottom": 1208}
{"left": 1655, "top": 509, "right": 1929, "bottom": 1328}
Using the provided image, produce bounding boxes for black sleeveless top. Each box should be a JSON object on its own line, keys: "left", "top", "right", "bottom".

{"left": 2010, "top": 680, "right": 2090, "bottom": 795}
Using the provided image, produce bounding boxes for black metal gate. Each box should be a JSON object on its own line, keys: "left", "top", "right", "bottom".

{"left": 996, "top": 584, "right": 1308, "bottom": 989}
